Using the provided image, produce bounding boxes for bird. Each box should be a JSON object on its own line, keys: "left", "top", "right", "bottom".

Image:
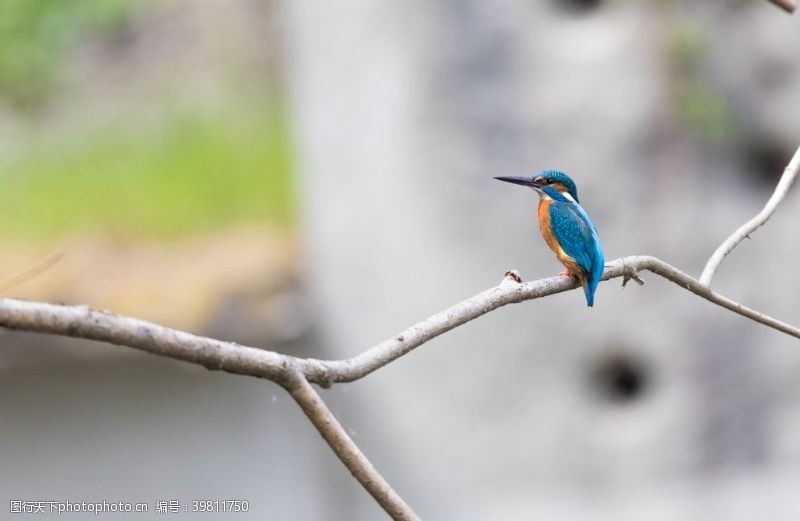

{"left": 494, "top": 170, "right": 605, "bottom": 307}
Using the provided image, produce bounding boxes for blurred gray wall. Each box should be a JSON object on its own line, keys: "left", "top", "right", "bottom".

{"left": 286, "top": 1, "right": 800, "bottom": 519}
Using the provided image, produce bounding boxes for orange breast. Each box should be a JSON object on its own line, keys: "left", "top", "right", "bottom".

{"left": 537, "top": 199, "right": 585, "bottom": 280}
{"left": 537, "top": 199, "right": 560, "bottom": 256}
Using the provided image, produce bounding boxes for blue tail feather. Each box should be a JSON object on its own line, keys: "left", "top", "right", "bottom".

{"left": 584, "top": 276, "right": 599, "bottom": 307}
{"left": 583, "top": 255, "right": 604, "bottom": 307}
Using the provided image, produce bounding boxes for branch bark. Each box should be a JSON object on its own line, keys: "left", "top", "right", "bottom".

{"left": 700, "top": 144, "right": 800, "bottom": 287}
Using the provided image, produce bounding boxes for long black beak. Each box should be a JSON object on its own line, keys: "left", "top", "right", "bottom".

{"left": 494, "top": 176, "right": 539, "bottom": 188}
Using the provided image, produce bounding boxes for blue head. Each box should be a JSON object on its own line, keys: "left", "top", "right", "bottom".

{"left": 494, "top": 170, "right": 580, "bottom": 203}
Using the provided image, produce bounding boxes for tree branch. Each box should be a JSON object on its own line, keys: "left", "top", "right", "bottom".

{"left": 283, "top": 371, "right": 420, "bottom": 521}
{"left": 297, "top": 255, "right": 800, "bottom": 386}
{"left": 766, "top": 0, "right": 796, "bottom": 13}
{"left": 0, "top": 255, "right": 796, "bottom": 389}
{"left": 0, "top": 298, "right": 293, "bottom": 384}
{"left": 1, "top": 254, "right": 797, "bottom": 519}
{"left": 700, "top": 144, "right": 800, "bottom": 287}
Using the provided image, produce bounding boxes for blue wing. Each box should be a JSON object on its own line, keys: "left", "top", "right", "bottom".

{"left": 549, "top": 200, "right": 605, "bottom": 305}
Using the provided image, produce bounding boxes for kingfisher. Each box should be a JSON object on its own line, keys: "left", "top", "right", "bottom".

{"left": 495, "top": 170, "right": 605, "bottom": 307}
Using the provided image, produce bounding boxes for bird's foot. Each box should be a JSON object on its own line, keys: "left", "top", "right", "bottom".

{"left": 559, "top": 270, "right": 579, "bottom": 280}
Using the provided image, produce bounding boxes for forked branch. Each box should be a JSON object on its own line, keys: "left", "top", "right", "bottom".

{"left": 0, "top": 254, "right": 796, "bottom": 389}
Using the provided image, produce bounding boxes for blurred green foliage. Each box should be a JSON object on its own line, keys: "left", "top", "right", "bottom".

{"left": 670, "top": 21, "right": 738, "bottom": 142}
{"left": 0, "top": 0, "right": 133, "bottom": 108}
{"left": 0, "top": 1, "right": 296, "bottom": 241}
{"left": 0, "top": 103, "right": 295, "bottom": 240}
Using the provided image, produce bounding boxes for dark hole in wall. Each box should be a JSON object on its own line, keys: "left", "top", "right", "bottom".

{"left": 743, "top": 139, "right": 793, "bottom": 187}
{"left": 588, "top": 351, "right": 651, "bottom": 404}
{"left": 554, "top": 0, "right": 604, "bottom": 14}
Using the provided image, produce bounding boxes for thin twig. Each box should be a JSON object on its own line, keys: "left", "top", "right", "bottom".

{"left": 0, "top": 250, "right": 62, "bottom": 292}
{"left": 700, "top": 144, "right": 800, "bottom": 287}
{"left": 766, "top": 0, "right": 796, "bottom": 13}
{"left": 284, "top": 371, "right": 420, "bottom": 521}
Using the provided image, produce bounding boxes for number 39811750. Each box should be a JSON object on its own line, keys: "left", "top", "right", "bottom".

{"left": 191, "top": 500, "right": 249, "bottom": 512}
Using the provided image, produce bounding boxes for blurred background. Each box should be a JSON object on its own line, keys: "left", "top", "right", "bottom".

{"left": 1, "top": 0, "right": 799, "bottom": 519}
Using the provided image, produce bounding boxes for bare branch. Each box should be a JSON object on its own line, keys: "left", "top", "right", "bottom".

{"left": 700, "top": 144, "right": 800, "bottom": 287}
{"left": 0, "top": 298, "right": 292, "bottom": 384}
{"left": 766, "top": 0, "right": 796, "bottom": 13}
{"left": 0, "top": 254, "right": 797, "bottom": 520}
{"left": 298, "top": 255, "right": 800, "bottom": 385}
{"left": 283, "top": 371, "right": 420, "bottom": 521}
{"left": 0, "top": 255, "right": 796, "bottom": 389}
